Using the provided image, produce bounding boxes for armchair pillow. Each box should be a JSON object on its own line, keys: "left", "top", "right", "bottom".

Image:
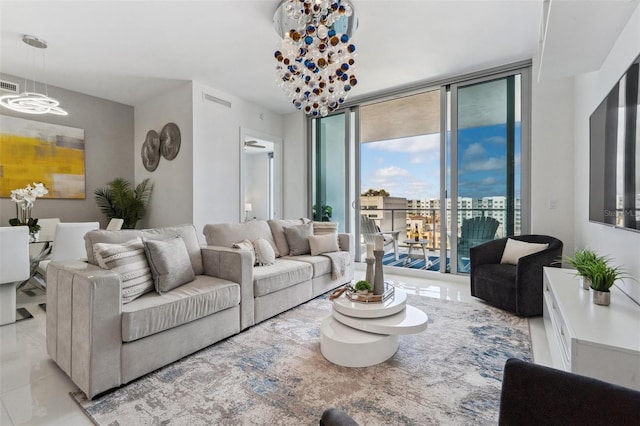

{"left": 284, "top": 222, "right": 313, "bottom": 255}
{"left": 309, "top": 233, "right": 340, "bottom": 256}
{"left": 312, "top": 221, "right": 338, "bottom": 235}
{"left": 500, "top": 238, "right": 549, "bottom": 265}
{"left": 93, "top": 237, "right": 154, "bottom": 304}
{"left": 143, "top": 235, "right": 195, "bottom": 294}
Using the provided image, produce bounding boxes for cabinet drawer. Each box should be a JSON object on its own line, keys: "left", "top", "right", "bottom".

{"left": 546, "top": 289, "right": 571, "bottom": 369}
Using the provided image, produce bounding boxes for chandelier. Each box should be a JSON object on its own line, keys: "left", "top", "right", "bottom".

{"left": 273, "top": 0, "right": 358, "bottom": 117}
{"left": 0, "top": 35, "right": 68, "bottom": 116}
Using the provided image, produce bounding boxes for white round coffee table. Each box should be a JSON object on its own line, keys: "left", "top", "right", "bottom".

{"left": 320, "top": 288, "right": 428, "bottom": 367}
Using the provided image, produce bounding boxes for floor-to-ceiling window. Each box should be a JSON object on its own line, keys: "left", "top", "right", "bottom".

{"left": 309, "top": 62, "right": 530, "bottom": 274}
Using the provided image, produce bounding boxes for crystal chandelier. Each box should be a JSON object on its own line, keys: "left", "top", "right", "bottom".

{"left": 0, "top": 35, "right": 68, "bottom": 116}
{"left": 274, "top": 0, "right": 358, "bottom": 117}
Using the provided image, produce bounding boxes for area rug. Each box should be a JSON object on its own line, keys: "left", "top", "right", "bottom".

{"left": 72, "top": 294, "right": 531, "bottom": 425}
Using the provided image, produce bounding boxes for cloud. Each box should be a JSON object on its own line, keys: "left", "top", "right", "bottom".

{"left": 365, "top": 133, "right": 440, "bottom": 154}
{"left": 371, "top": 166, "right": 411, "bottom": 180}
{"left": 482, "top": 176, "right": 497, "bottom": 185}
{"left": 363, "top": 166, "right": 439, "bottom": 199}
{"left": 410, "top": 156, "right": 425, "bottom": 164}
{"left": 463, "top": 143, "right": 486, "bottom": 160}
{"left": 465, "top": 157, "right": 506, "bottom": 172}
{"left": 483, "top": 136, "right": 506, "bottom": 145}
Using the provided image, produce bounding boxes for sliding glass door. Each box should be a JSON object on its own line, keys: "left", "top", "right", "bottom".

{"left": 449, "top": 72, "right": 529, "bottom": 273}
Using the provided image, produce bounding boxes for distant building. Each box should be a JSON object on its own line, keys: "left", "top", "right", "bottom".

{"left": 360, "top": 195, "right": 407, "bottom": 232}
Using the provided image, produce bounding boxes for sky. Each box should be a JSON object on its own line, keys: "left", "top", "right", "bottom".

{"left": 360, "top": 123, "right": 521, "bottom": 200}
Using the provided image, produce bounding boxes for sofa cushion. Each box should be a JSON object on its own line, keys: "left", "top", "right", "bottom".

{"left": 121, "top": 275, "right": 240, "bottom": 342}
{"left": 252, "top": 258, "right": 313, "bottom": 297}
{"left": 253, "top": 238, "right": 276, "bottom": 266}
{"left": 285, "top": 255, "right": 332, "bottom": 277}
{"left": 313, "top": 221, "right": 338, "bottom": 235}
{"left": 267, "top": 218, "right": 306, "bottom": 256}
{"left": 500, "top": 238, "right": 549, "bottom": 265}
{"left": 85, "top": 224, "right": 203, "bottom": 275}
{"left": 308, "top": 233, "right": 340, "bottom": 256}
{"left": 93, "top": 237, "right": 154, "bottom": 304}
{"left": 144, "top": 235, "right": 195, "bottom": 294}
{"left": 203, "top": 221, "right": 278, "bottom": 256}
{"left": 284, "top": 222, "right": 313, "bottom": 255}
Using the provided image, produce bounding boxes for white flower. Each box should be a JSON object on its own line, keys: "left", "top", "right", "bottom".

{"left": 10, "top": 182, "right": 48, "bottom": 207}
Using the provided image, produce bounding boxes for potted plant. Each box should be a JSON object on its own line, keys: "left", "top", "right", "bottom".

{"left": 563, "top": 249, "right": 601, "bottom": 290}
{"left": 582, "top": 257, "right": 625, "bottom": 306}
{"left": 354, "top": 280, "right": 372, "bottom": 294}
{"left": 94, "top": 178, "right": 153, "bottom": 229}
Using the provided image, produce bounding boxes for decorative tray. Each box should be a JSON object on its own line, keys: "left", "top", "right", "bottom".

{"left": 345, "top": 282, "right": 395, "bottom": 304}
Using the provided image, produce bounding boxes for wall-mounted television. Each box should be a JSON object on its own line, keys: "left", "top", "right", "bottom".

{"left": 589, "top": 53, "right": 639, "bottom": 232}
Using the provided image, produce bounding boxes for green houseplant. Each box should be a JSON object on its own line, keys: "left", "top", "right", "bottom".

{"left": 563, "top": 249, "right": 601, "bottom": 290}
{"left": 94, "top": 178, "right": 153, "bottom": 229}
{"left": 354, "top": 280, "right": 372, "bottom": 294}
{"left": 582, "top": 257, "right": 625, "bottom": 306}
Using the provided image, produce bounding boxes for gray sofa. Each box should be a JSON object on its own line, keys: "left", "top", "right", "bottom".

{"left": 203, "top": 219, "right": 354, "bottom": 329}
{"left": 46, "top": 221, "right": 352, "bottom": 399}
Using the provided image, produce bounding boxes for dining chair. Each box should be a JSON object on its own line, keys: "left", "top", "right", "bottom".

{"left": 29, "top": 217, "right": 60, "bottom": 258}
{"left": 106, "top": 218, "right": 124, "bottom": 230}
{"left": 36, "top": 222, "right": 100, "bottom": 285}
{"left": 0, "top": 227, "right": 30, "bottom": 325}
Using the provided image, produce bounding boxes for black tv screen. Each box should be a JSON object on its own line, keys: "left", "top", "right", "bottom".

{"left": 589, "top": 54, "right": 640, "bottom": 231}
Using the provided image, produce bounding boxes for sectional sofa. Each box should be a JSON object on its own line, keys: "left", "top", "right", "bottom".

{"left": 46, "top": 221, "right": 353, "bottom": 399}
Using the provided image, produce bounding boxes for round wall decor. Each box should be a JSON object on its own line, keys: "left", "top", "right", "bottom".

{"left": 141, "top": 129, "right": 161, "bottom": 171}
{"left": 160, "top": 122, "right": 181, "bottom": 160}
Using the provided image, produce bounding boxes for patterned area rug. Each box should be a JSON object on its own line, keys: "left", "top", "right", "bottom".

{"left": 72, "top": 294, "right": 531, "bottom": 425}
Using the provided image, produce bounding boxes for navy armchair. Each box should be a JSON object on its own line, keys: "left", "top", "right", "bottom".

{"left": 470, "top": 234, "right": 563, "bottom": 317}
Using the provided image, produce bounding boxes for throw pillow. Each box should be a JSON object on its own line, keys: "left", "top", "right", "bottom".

{"left": 284, "top": 222, "right": 313, "bottom": 255}
{"left": 143, "top": 235, "right": 195, "bottom": 294}
{"left": 253, "top": 238, "right": 276, "bottom": 266}
{"left": 309, "top": 233, "right": 340, "bottom": 256}
{"left": 93, "top": 237, "right": 154, "bottom": 304}
{"left": 500, "top": 238, "right": 549, "bottom": 265}
{"left": 312, "top": 221, "right": 338, "bottom": 235}
{"left": 233, "top": 239, "right": 256, "bottom": 265}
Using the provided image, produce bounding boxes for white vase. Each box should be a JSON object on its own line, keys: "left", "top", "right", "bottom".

{"left": 29, "top": 231, "right": 39, "bottom": 243}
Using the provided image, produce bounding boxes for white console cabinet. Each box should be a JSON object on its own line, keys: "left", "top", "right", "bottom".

{"left": 543, "top": 267, "right": 640, "bottom": 390}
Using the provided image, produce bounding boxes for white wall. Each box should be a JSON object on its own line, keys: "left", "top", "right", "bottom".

{"left": 573, "top": 5, "right": 640, "bottom": 302}
{"left": 282, "top": 112, "right": 307, "bottom": 219}
{"left": 191, "top": 82, "right": 284, "bottom": 241}
{"left": 530, "top": 60, "right": 576, "bottom": 255}
{"left": 134, "top": 82, "right": 194, "bottom": 229}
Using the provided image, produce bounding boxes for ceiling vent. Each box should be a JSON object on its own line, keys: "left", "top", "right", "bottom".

{"left": 203, "top": 92, "right": 231, "bottom": 108}
{"left": 0, "top": 80, "right": 19, "bottom": 94}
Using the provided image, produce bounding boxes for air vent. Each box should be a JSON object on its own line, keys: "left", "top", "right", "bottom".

{"left": 0, "top": 80, "right": 19, "bottom": 93}
{"left": 203, "top": 92, "right": 231, "bottom": 108}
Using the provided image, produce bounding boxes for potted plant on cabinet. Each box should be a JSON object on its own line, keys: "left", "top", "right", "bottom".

{"left": 582, "top": 257, "right": 625, "bottom": 306}
{"left": 563, "top": 249, "right": 601, "bottom": 290}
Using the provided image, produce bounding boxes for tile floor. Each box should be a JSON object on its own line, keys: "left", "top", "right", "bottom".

{"left": 0, "top": 268, "right": 550, "bottom": 425}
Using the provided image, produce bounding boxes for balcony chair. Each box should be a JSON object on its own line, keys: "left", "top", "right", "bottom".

{"left": 360, "top": 215, "right": 399, "bottom": 261}
{"left": 457, "top": 216, "right": 500, "bottom": 272}
{"left": 106, "top": 217, "right": 124, "bottom": 230}
{"left": 470, "top": 234, "right": 563, "bottom": 317}
{"left": 35, "top": 222, "right": 100, "bottom": 286}
{"left": 0, "top": 227, "right": 30, "bottom": 325}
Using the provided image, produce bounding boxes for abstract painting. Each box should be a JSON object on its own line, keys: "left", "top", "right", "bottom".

{"left": 0, "top": 115, "right": 85, "bottom": 199}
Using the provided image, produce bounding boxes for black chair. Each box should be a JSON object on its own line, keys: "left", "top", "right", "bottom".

{"left": 499, "top": 358, "right": 640, "bottom": 425}
{"left": 470, "top": 234, "right": 563, "bottom": 317}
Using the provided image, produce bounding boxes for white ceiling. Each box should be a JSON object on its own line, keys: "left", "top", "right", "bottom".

{"left": 0, "top": 1, "right": 637, "bottom": 116}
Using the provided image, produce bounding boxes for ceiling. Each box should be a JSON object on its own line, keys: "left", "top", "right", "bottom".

{"left": 0, "top": 1, "right": 637, "bottom": 116}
